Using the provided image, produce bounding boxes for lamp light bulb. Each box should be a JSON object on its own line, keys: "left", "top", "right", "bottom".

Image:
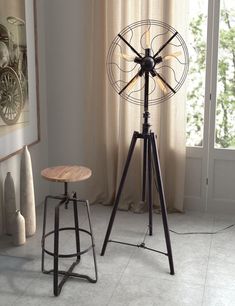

{"left": 145, "top": 29, "right": 150, "bottom": 49}
{"left": 126, "top": 75, "right": 139, "bottom": 92}
{"left": 156, "top": 77, "right": 167, "bottom": 94}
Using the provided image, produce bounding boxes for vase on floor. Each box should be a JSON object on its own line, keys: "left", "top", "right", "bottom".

{"left": 20, "top": 146, "right": 36, "bottom": 237}
{"left": 4, "top": 172, "right": 16, "bottom": 235}
{"left": 12, "top": 210, "right": 26, "bottom": 246}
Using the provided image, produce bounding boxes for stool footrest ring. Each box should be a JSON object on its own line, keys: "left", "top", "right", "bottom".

{"left": 42, "top": 227, "right": 94, "bottom": 258}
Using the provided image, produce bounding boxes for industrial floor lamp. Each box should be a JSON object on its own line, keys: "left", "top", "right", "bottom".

{"left": 101, "top": 20, "right": 189, "bottom": 275}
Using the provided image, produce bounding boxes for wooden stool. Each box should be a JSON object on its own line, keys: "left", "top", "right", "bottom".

{"left": 41, "top": 165, "right": 98, "bottom": 296}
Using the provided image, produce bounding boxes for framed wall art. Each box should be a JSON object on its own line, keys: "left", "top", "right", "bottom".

{"left": 0, "top": 0, "right": 39, "bottom": 161}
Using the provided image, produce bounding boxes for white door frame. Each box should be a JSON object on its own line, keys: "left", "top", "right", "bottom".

{"left": 185, "top": 0, "right": 235, "bottom": 212}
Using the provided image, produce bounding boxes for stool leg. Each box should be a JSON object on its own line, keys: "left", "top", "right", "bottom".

{"left": 53, "top": 204, "right": 60, "bottom": 296}
{"left": 73, "top": 192, "right": 81, "bottom": 262}
{"left": 85, "top": 200, "right": 98, "bottom": 282}
{"left": 41, "top": 195, "right": 49, "bottom": 272}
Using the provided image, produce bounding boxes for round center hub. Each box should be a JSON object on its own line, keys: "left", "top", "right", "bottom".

{"left": 141, "top": 56, "right": 155, "bottom": 72}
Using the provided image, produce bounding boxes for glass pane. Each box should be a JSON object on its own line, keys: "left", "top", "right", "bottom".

{"left": 186, "top": 1, "right": 208, "bottom": 147}
{"left": 215, "top": 1, "right": 235, "bottom": 149}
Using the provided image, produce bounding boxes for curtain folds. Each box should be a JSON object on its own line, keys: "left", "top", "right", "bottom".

{"left": 84, "top": 0, "right": 187, "bottom": 212}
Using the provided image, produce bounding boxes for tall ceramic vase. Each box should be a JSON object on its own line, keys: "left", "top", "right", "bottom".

{"left": 20, "top": 146, "right": 36, "bottom": 237}
{"left": 4, "top": 172, "right": 16, "bottom": 235}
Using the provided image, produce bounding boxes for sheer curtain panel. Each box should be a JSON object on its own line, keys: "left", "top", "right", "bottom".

{"left": 84, "top": 0, "right": 188, "bottom": 212}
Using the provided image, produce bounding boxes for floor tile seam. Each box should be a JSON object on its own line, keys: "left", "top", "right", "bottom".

{"left": 105, "top": 268, "right": 129, "bottom": 306}
{"left": 201, "top": 216, "right": 215, "bottom": 305}
{"left": 118, "top": 268, "right": 207, "bottom": 287}
{"left": 106, "top": 272, "right": 206, "bottom": 306}
{"left": 106, "top": 244, "right": 139, "bottom": 306}
{"left": 105, "top": 266, "right": 204, "bottom": 284}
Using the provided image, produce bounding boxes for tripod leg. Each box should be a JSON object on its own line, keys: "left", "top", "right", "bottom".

{"left": 147, "top": 137, "right": 153, "bottom": 235}
{"left": 101, "top": 131, "right": 139, "bottom": 256}
{"left": 150, "top": 133, "right": 174, "bottom": 275}
{"left": 142, "top": 137, "right": 147, "bottom": 202}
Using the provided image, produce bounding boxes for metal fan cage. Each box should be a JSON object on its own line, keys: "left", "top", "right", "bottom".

{"left": 106, "top": 19, "right": 189, "bottom": 106}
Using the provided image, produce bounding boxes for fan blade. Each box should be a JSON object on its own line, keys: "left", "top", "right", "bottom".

{"left": 118, "top": 52, "right": 136, "bottom": 61}
{"left": 119, "top": 73, "right": 140, "bottom": 95}
{"left": 126, "top": 75, "right": 139, "bottom": 92}
{"left": 156, "top": 76, "right": 167, "bottom": 94}
{"left": 153, "top": 32, "right": 178, "bottom": 59}
{"left": 164, "top": 51, "right": 182, "bottom": 61}
{"left": 118, "top": 34, "right": 143, "bottom": 58}
{"left": 145, "top": 29, "right": 150, "bottom": 49}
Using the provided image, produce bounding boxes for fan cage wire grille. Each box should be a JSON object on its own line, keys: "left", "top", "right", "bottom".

{"left": 106, "top": 19, "right": 189, "bottom": 106}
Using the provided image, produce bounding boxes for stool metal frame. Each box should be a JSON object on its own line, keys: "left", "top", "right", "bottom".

{"left": 41, "top": 182, "right": 98, "bottom": 296}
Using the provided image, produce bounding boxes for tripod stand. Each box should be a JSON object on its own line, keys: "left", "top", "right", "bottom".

{"left": 101, "top": 50, "right": 175, "bottom": 275}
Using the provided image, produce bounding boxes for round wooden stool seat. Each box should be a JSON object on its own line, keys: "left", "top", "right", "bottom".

{"left": 41, "top": 165, "right": 92, "bottom": 183}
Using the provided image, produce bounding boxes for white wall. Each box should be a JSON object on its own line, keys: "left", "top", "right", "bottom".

{"left": 0, "top": 0, "right": 97, "bottom": 234}
{"left": 44, "top": 0, "right": 92, "bottom": 194}
{"left": 45, "top": 0, "right": 92, "bottom": 165}
{"left": 0, "top": 0, "right": 49, "bottom": 234}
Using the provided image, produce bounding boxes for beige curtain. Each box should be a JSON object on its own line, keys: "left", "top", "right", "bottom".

{"left": 84, "top": 0, "right": 187, "bottom": 212}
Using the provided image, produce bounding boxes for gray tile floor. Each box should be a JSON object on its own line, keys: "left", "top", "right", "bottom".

{"left": 0, "top": 203, "right": 235, "bottom": 306}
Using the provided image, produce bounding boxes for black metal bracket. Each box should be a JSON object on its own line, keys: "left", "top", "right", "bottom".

{"left": 109, "top": 239, "right": 168, "bottom": 256}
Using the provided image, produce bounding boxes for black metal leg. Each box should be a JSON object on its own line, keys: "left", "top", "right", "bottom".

{"left": 147, "top": 137, "right": 153, "bottom": 236}
{"left": 150, "top": 132, "right": 174, "bottom": 275}
{"left": 101, "top": 131, "right": 139, "bottom": 256}
{"left": 41, "top": 196, "right": 49, "bottom": 272}
{"left": 85, "top": 200, "right": 98, "bottom": 282}
{"left": 41, "top": 195, "right": 68, "bottom": 276}
{"left": 41, "top": 192, "right": 98, "bottom": 296}
{"left": 53, "top": 204, "right": 60, "bottom": 296}
{"left": 142, "top": 137, "right": 147, "bottom": 201}
{"left": 73, "top": 192, "right": 81, "bottom": 262}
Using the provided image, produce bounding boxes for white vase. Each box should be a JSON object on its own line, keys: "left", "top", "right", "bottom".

{"left": 4, "top": 172, "right": 16, "bottom": 235}
{"left": 20, "top": 146, "right": 36, "bottom": 237}
{"left": 12, "top": 210, "right": 26, "bottom": 246}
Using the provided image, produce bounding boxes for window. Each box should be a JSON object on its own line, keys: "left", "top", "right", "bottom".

{"left": 186, "top": 0, "right": 235, "bottom": 149}
{"left": 186, "top": 0, "right": 208, "bottom": 147}
{"left": 215, "top": 0, "right": 235, "bottom": 148}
